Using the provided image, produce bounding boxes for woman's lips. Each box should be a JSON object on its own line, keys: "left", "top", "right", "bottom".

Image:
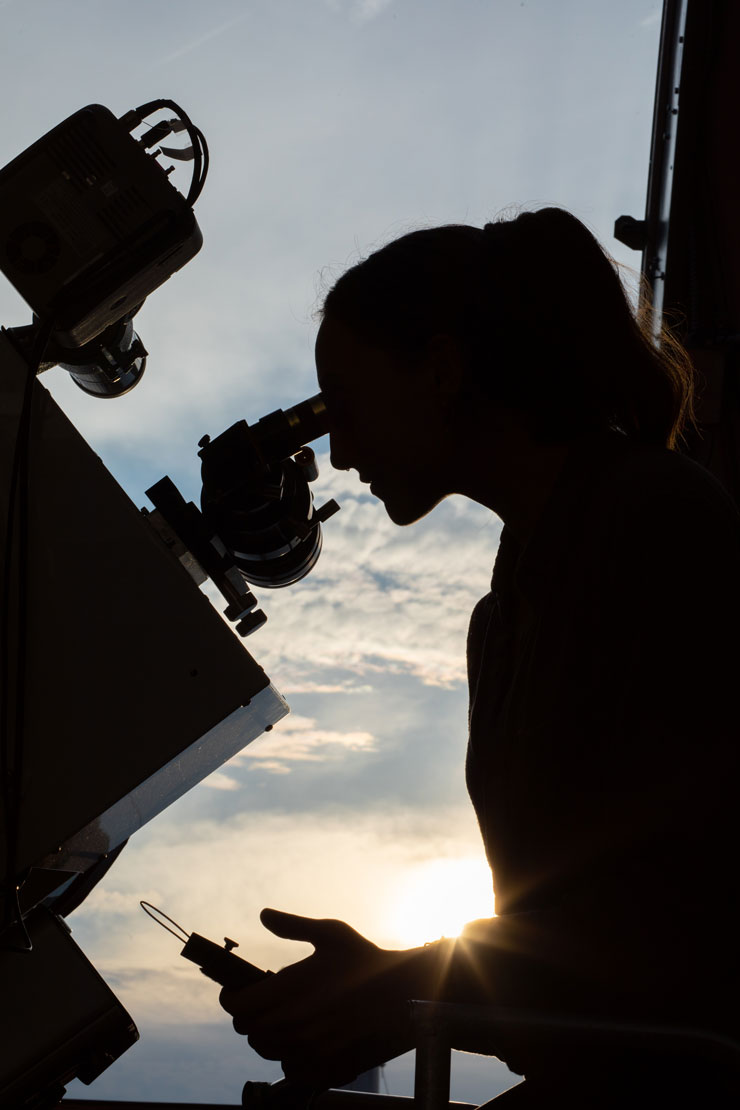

{"left": 357, "top": 471, "right": 381, "bottom": 495}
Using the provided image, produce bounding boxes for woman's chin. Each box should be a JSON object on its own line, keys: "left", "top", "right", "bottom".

{"left": 380, "top": 491, "right": 443, "bottom": 527}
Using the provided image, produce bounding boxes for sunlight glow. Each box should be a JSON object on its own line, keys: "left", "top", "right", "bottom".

{"left": 386, "top": 856, "right": 495, "bottom": 947}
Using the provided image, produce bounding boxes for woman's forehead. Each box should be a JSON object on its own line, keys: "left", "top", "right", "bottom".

{"left": 315, "top": 317, "right": 368, "bottom": 382}
{"left": 316, "top": 315, "right": 412, "bottom": 394}
{"left": 316, "top": 316, "right": 357, "bottom": 357}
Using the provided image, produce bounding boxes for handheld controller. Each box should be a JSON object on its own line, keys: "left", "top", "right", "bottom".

{"left": 140, "top": 903, "right": 318, "bottom": 1109}
{"left": 180, "top": 929, "right": 270, "bottom": 989}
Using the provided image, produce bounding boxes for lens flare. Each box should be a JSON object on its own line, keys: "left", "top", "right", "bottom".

{"left": 386, "top": 856, "right": 494, "bottom": 947}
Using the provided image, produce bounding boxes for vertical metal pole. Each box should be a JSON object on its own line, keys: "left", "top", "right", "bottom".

{"left": 640, "top": 0, "right": 689, "bottom": 333}
{"left": 412, "top": 1004, "right": 451, "bottom": 1110}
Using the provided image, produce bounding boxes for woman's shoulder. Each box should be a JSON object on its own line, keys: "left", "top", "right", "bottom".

{"left": 585, "top": 432, "right": 740, "bottom": 536}
{"left": 579, "top": 435, "right": 740, "bottom": 610}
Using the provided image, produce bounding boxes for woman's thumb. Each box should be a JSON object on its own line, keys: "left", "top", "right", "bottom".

{"left": 260, "top": 908, "right": 362, "bottom": 950}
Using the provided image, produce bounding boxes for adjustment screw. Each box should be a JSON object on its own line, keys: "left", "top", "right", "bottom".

{"left": 224, "top": 937, "right": 239, "bottom": 952}
{"left": 198, "top": 434, "right": 211, "bottom": 448}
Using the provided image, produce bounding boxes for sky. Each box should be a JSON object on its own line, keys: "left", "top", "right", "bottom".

{"left": 0, "top": 0, "right": 664, "bottom": 1103}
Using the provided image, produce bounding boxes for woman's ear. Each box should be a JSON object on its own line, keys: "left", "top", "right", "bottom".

{"left": 426, "top": 333, "right": 466, "bottom": 397}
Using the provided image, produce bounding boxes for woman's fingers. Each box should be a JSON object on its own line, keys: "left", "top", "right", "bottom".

{"left": 259, "top": 908, "right": 369, "bottom": 952}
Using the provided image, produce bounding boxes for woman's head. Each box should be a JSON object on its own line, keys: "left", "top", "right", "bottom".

{"left": 318, "top": 207, "right": 694, "bottom": 452}
{"left": 315, "top": 312, "right": 472, "bottom": 524}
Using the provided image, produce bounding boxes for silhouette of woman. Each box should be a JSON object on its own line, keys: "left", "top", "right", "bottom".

{"left": 221, "top": 209, "right": 740, "bottom": 1107}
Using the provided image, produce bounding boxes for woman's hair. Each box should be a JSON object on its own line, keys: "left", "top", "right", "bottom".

{"left": 321, "top": 208, "right": 695, "bottom": 449}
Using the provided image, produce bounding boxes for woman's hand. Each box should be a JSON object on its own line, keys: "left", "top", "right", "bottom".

{"left": 219, "top": 908, "right": 444, "bottom": 1089}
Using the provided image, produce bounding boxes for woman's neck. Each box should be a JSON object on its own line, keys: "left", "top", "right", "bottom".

{"left": 454, "top": 417, "right": 573, "bottom": 546}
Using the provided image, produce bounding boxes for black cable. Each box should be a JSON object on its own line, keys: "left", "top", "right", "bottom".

{"left": 189, "top": 124, "right": 209, "bottom": 205}
{"left": 125, "top": 99, "right": 209, "bottom": 206}
{"left": 1, "top": 318, "right": 54, "bottom": 948}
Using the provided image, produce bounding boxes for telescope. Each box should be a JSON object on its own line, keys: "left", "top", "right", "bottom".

{"left": 0, "top": 101, "right": 337, "bottom": 1108}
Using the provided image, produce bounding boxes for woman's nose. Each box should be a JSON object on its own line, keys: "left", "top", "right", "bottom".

{"left": 328, "top": 430, "right": 353, "bottom": 472}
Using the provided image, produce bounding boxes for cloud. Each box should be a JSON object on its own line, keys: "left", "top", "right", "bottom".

{"left": 236, "top": 461, "right": 499, "bottom": 692}
{"left": 233, "top": 713, "right": 377, "bottom": 772}
{"left": 63, "top": 799, "right": 508, "bottom": 1106}
{"left": 71, "top": 799, "right": 485, "bottom": 963}
{"left": 202, "top": 770, "right": 242, "bottom": 790}
{"left": 279, "top": 681, "right": 375, "bottom": 695}
{"left": 325, "top": 0, "right": 395, "bottom": 24}
{"left": 65, "top": 1020, "right": 511, "bottom": 1106}
{"left": 69, "top": 804, "right": 489, "bottom": 1023}
{"left": 244, "top": 759, "right": 291, "bottom": 775}
{"left": 84, "top": 888, "right": 164, "bottom": 916}
{"left": 354, "top": 0, "right": 395, "bottom": 22}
